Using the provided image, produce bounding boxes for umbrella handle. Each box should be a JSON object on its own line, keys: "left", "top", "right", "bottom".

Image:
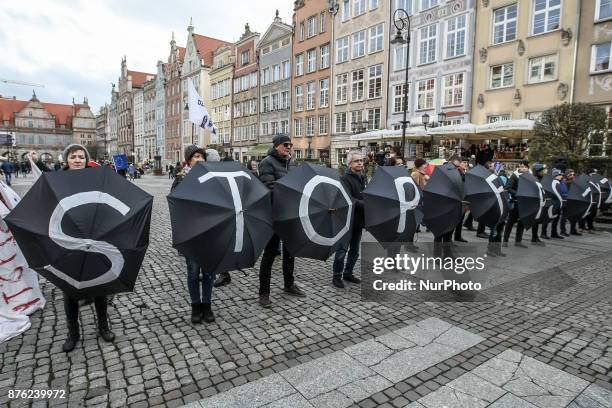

{"left": 328, "top": 208, "right": 337, "bottom": 213}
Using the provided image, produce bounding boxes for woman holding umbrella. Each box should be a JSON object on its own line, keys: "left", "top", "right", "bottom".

{"left": 61, "top": 143, "right": 115, "bottom": 352}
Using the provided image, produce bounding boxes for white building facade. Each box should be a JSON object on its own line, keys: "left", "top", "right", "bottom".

{"left": 132, "top": 87, "right": 144, "bottom": 162}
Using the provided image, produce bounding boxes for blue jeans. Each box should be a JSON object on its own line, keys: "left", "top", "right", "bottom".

{"left": 185, "top": 257, "right": 215, "bottom": 304}
{"left": 333, "top": 228, "right": 363, "bottom": 279}
{"left": 4, "top": 172, "right": 11, "bottom": 185}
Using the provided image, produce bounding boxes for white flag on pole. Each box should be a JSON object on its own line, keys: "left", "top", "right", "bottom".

{"left": 187, "top": 77, "right": 218, "bottom": 145}
{"left": 27, "top": 153, "right": 42, "bottom": 181}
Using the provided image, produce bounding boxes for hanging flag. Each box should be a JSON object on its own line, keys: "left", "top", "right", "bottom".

{"left": 27, "top": 153, "right": 42, "bottom": 181}
{"left": 187, "top": 77, "right": 218, "bottom": 145}
{"left": 112, "top": 154, "right": 129, "bottom": 171}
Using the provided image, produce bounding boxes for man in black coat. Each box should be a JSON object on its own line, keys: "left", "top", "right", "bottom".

{"left": 332, "top": 150, "right": 364, "bottom": 288}
{"left": 503, "top": 160, "right": 529, "bottom": 248}
{"left": 258, "top": 134, "right": 304, "bottom": 308}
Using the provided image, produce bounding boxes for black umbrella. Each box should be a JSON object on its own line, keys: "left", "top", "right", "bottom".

{"left": 362, "top": 166, "right": 423, "bottom": 243}
{"left": 5, "top": 167, "right": 152, "bottom": 299}
{"left": 590, "top": 174, "right": 612, "bottom": 210}
{"left": 273, "top": 163, "right": 352, "bottom": 260}
{"left": 516, "top": 172, "right": 546, "bottom": 229}
{"left": 565, "top": 175, "right": 594, "bottom": 222}
{"left": 422, "top": 163, "right": 464, "bottom": 237}
{"left": 541, "top": 175, "right": 563, "bottom": 220}
{"left": 167, "top": 161, "right": 273, "bottom": 274}
{"left": 464, "top": 165, "right": 508, "bottom": 227}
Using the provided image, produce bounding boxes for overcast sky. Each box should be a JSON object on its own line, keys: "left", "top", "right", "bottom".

{"left": 0, "top": 0, "right": 294, "bottom": 113}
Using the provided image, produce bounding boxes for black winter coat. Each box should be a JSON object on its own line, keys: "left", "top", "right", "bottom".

{"left": 341, "top": 170, "right": 366, "bottom": 230}
{"left": 258, "top": 148, "right": 295, "bottom": 190}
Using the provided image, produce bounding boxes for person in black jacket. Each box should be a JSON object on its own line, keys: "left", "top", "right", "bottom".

{"left": 258, "top": 134, "right": 305, "bottom": 308}
{"left": 503, "top": 160, "right": 529, "bottom": 247}
{"left": 530, "top": 164, "right": 547, "bottom": 245}
{"left": 332, "top": 150, "right": 364, "bottom": 288}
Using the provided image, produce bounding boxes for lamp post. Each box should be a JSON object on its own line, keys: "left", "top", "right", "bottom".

{"left": 307, "top": 134, "right": 313, "bottom": 159}
{"left": 422, "top": 112, "right": 446, "bottom": 158}
{"left": 391, "top": 8, "right": 411, "bottom": 158}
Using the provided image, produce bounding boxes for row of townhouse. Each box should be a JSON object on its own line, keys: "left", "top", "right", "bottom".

{"left": 97, "top": 0, "right": 612, "bottom": 166}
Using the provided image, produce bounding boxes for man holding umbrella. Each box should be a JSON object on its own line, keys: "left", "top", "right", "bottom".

{"left": 332, "top": 150, "right": 364, "bottom": 288}
{"left": 258, "top": 134, "right": 305, "bottom": 308}
{"left": 503, "top": 160, "right": 529, "bottom": 248}
{"left": 171, "top": 145, "right": 216, "bottom": 324}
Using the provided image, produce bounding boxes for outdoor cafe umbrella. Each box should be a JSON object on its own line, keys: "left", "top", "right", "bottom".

{"left": 4, "top": 167, "right": 153, "bottom": 299}
{"left": 363, "top": 166, "right": 423, "bottom": 243}
{"left": 464, "top": 164, "right": 508, "bottom": 227}
{"left": 272, "top": 163, "right": 352, "bottom": 261}
{"left": 565, "top": 175, "right": 594, "bottom": 222}
{"left": 422, "top": 163, "right": 464, "bottom": 237}
{"left": 516, "top": 172, "right": 546, "bottom": 229}
{"left": 541, "top": 175, "right": 563, "bottom": 220}
{"left": 590, "top": 174, "right": 612, "bottom": 210}
{"left": 167, "top": 161, "right": 273, "bottom": 274}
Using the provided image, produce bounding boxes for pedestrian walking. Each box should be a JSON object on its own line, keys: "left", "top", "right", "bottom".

{"left": 503, "top": 160, "right": 530, "bottom": 248}
{"left": 128, "top": 163, "right": 136, "bottom": 181}
{"left": 257, "top": 134, "right": 305, "bottom": 308}
{"left": 530, "top": 164, "right": 547, "bottom": 245}
{"left": 1, "top": 160, "right": 13, "bottom": 185}
{"left": 171, "top": 145, "right": 216, "bottom": 324}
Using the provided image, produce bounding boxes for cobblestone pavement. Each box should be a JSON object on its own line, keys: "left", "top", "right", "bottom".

{"left": 1, "top": 175, "right": 610, "bottom": 408}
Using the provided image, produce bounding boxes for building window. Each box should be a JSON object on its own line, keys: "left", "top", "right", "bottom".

{"left": 307, "top": 82, "right": 316, "bottom": 110}
{"left": 307, "top": 16, "right": 317, "bottom": 38}
{"left": 417, "top": 78, "right": 435, "bottom": 110}
{"left": 354, "top": 0, "right": 367, "bottom": 16}
{"left": 262, "top": 96, "right": 270, "bottom": 112}
{"left": 367, "top": 108, "right": 381, "bottom": 130}
{"left": 368, "top": 64, "right": 383, "bottom": 99}
{"left": 335, "top": 112, "right": 347, "bottom": 133}
{"left": 591, "top": 42, "right": 612, "bottom": 73}
{"left": 294, "top": 119, "right": 303, "bottom": 137}
{"left": 320, "top": 12, "right": 326, "bottom": 32}
{"left": 272, "top": 93, "right": 280, "bottom": 110}
{"left": 532, "top": 0, "right": 561, "bottom": 35}
{"left": 336, "top": 73, "right": 349, "bottom": 104}
{"left": 295, "top": 85, "right": 304, "bottom": 111}
{"left": 319, "top": 78, "right": 329, "bottom": 107}
{"left": 446, "top": 15, "right": 466, "bottom": 58}
{"left": 262, "top": 123, "right": 269, "bottom": 136}
{"left": 597, "top": 0, "right": 612, "bottom": 20}
{"left": 395, "top": 0, "right": 413, "bottom": 15}
{"left": 420, "top": 0, "right": 438, "bottom": 10}
{"left": 281, "top": 91, "right": 289, "bottom": 109}
{"left": 418, "top": 24, "right": 437, "bottom": 64}
{"left": 336, "top": 36, "right": 350, "bottom": 63}
{"left": 262, "top": 68, "right": 270, "bottom": 85}
{"left": 271, "top": 122, "right": 278, "bottom": 135}
{"left": 490, "top": 63, "right": 514, "bottom": 88}
{"left": 300, "top": 22, "right": 305, "bottom": 41}
{"left": 443, "top": 73, "right": 464, "bottom": 106}
{"left": 525, "top": 111, "right": 543, "bottom": 122}
{"left": 350, "top": 69, "right": 365, "bottom": 102}
{"left": 528, "top": 54, "right": 558, "bottom": 83}
{"left": 393, "top": 84, "right": 408, "bottom": 113}
{"left": 342, "top": 0, "right": 350, "bottom": 22}
{"left": 306, "top": 116, "right": 315, "bottom": 137}
{"left": 273, "top": 64, "right": 281, "bottom": 82}
{"left": 282, "top": 60, "right": 291, "bottom": 79}
{"left": 371, "top": 0, "right": 378, "bottom": 9}
{"left": 352, "top": 30, "right": 366, "bottom": 58}
{"left": 320, "top": 44, "right": 330, "bottom": 69}
{"left": 319, "top": 115, "right": 329, "bottom": 135}
{"left": 493, "top": 4, "right": 517, "bottom": 44}
{"left": 307, "top": 49, "right": 317, "bottom": 73}
{"left": 368, "top": 23, "right": 384, "bottom": 54}
{"left": 281, "top": 120, "right": 289, "bottom": 134}
{"left": 487, "top": 114, "right": 512, "bottom": 123}
{"left": 394, "top": 44, "right": 408, "bottom": 71}
{"left": 295, "top": 54, "right": 304, "bottom": 76}
{"left": 351, "top": 110, "right": 363, "bottom": 130}
{"left": 241, "top": 50, "right": 250, "bottom": 65}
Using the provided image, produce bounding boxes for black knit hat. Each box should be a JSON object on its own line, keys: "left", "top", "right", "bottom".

{"left": 184, "top": 145, "right": 206, "bottom": 163}
{"left": 272, "top": 134, "right": 291, "bottom": 147}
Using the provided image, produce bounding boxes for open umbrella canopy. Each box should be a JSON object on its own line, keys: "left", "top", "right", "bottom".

{"left": 464, "top": 165, "right": 508, "bottom": 227}
{"left": 541, "top": 175, "right": 563, "bottom": 220}
{"left": 516, "top": 172, "right": 546, "bottom": 229}
{"left": 422, "top": 163, "right": 464, "bottom": 237}
{"left": 4, "top": 167, "right": 153, "bottom": 299}
{"left": 273, "top": 163, "right": 352, "bottom": 261}
{"left": 590, "top": 174, "right": 612, "bottom": 210}
{"left": 167, "top": 161, "right": 273, "bottom": 274}
{"left": 565, "top": 175, "right": 594, "bottom": 222}
{"left": 363, "top": 166, "right": 422, "bottom": 243}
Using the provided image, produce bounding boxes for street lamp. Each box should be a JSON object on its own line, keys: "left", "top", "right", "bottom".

{"left": 391, "top": 7, "right": 411, "bottom": 158}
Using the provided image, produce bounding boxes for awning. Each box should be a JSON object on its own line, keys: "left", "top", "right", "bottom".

{"left": 350, "top": 127, "right": 427, "bottom": 142}
{"left": 245, "top": 144, "right": 270, "bottom": 156}
{"left": 426, "top": 123, "right": 476, "bottom": 137}
{"left": 474, "top": 119, "right": 535, "bottom": 139}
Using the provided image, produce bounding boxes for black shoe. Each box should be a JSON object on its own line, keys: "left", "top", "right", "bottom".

{"left": 455, "top": 238, "right": 468, "bottom": 243}
{"left": 515, "top": 242, "right": 528, "bottom": 248}
{"left": 343, "top": 275, "right": 361, "bottom": 284}
{"left": 332, "top": 278, "right": 345, "bottom": 288}
{"left": 540, "top": 234, "right": 550, "bottom": 240}
{"left": 476, "top": 233, "right": 489, "bottom": 239}
{"left": 561, "top": 232, "right": 570, "bottom": 237}
{"left": 201, "top": 303, "right": 215, "bottom": 323}
{"left": 62, "top": 321, "right": 80, "bottom": 353}
{"left": 99, "top": 329, "right": 115, "bottom": 342}
{"left": 464, "top": 224, "right": 475, "bottom": 231}
{"left": 283, "top": 284, "right": 306, "bottom": 297}
{"left": 531, "top": 240, "right": 546, "bottom": 246}
{"left": 550, "top": 234, "right": 564, "bottom": 239}
{"left": 191, "top": 304, "right": 202, "bottom": 324}
{"left": 259, "top": 295, "right": 271, "bottom": 308}
{"left": 213, "top": 272, "right": 231, "bottom": 288}
{"left": 571, "top": 231, "right": 582, "bottom": 236}
{"left": 95, "top": 298, "right": 115, "bottom": 342}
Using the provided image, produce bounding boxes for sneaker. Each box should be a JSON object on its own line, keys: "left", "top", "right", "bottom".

{"left": 476, "top": 233, "right": 489, "bottom": 239}
{"left": 332, "top": 278, "right": 345, "bottom": 288}
{"left": 259, "top": 295, "right": 272, "bottom": 308}
{"left": 283, "top": 284, "right": 306, "bottom": 297}
{"left": 343, "top": 275, "right": 361, "bottom": 284}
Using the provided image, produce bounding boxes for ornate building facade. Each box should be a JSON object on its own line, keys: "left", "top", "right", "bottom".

{"left": 209, "top": 45, "right": 235, "bottom": 158}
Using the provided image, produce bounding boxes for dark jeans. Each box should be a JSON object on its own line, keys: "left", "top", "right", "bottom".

{"left": 504, "top": 206, "right": 524, "bottom": 242}
{"left": 185, "top": 257, "right": 215, "bottom": 304}
{"left": 333, "top": 228, "right": 363, "bottom": 279}
{"left": 259, "top": 234, "right": 295, "bottom": 295}
{"left": 454, "top": 213, "right": 466, "bottom": 240}
{"left": 560, "top": 207, "right": 568, "bottom": 234}
{"left": 585, "top": 209, "right": 597, "bottom": 230}
{"left": 489, "top": 222, "right": 505, "bottom": 242}
{"left": 477, "top": 221, "right": 486, "bottom": 235}
{"left": 531, "top": 222, "right": 541, "bottom": 241}
{"left": 64, "top": 295, "right": 107, "bottom": 323}
{"left": 4, "top": 172, "right": 11, "bottom": 185}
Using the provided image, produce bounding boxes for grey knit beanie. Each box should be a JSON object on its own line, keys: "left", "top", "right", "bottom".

{"left": 63, "top": 143, "right": 90, "bottom": 163}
